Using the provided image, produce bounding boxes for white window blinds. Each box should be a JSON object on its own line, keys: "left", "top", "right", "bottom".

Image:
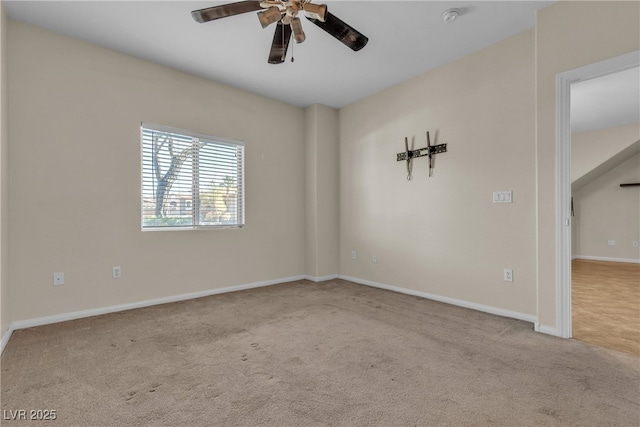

{"left": 141, "top": 123, "right": 244, "bottom": 230}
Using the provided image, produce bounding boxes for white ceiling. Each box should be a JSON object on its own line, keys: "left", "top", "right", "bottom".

{"left": 5, "top": 0, "right": 554, "bottom": 108}
{"left": 571, "top": 67, "right": 640, "bottom": 134}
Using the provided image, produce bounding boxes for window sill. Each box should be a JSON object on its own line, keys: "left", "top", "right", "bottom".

{"left": 141, "top": 225, "right": 244, "bottom": 232}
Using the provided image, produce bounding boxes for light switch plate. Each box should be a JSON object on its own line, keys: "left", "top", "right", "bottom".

{"left": 493, "top": 191, "right": 513, "bottom": 204}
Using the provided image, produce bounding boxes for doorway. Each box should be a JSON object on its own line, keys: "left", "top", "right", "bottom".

{"left": 555, "top": 51, "right": 640, "bottom": 346}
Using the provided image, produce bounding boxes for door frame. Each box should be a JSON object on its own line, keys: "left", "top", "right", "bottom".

{"left": 555, "top": 50, "right": 640, "bottom": 338}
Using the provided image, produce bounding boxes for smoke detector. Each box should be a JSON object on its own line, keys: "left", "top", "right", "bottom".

{"left": 442, "top": 8, "right": 460, "bottom": 23}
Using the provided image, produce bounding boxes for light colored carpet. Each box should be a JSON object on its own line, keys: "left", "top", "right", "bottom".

{"left": 2, "top": 279, "right": 639, "bottom": 426}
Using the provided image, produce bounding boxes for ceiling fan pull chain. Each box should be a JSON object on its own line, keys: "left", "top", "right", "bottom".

{"left": 291, "top": 32, "right": 295, "bottom": 62}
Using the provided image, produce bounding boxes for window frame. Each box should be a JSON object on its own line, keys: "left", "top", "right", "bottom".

{"left": 140, "top": 123, "right": 245, "bottom": 231}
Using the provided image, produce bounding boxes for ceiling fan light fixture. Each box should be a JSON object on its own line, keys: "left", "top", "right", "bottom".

{"left": 291, "top": 17, "right": 306, "bottom": 43}
{"left": 258, "top": 6, "right": 282, "bottom": 28}
{"left": 302, "top": 3, "right": 327, "bottom": 22}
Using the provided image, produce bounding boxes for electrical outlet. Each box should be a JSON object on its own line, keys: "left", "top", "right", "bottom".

{"left": 372, "top": 255, "right": 377, "bottom": 264}
{"left": 351, "top": 251, "right": 357, "bottom": 260}
{"left": 608, "top": 240, "right": 616, "bottom": 246}
{"left": 112, "top": 266, "right": 121, "bottom": 279}
{"left": 504, "top": 269, "right": 513, "bottom": 282}
{"left": 633, "top": 241, "right": 639, "bottom": 248}
{"left": 53, "top": 272, "right": 64, "bottom": 286}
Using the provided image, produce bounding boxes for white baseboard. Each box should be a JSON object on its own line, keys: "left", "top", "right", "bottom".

{"left": 535, "top": 322, "right": 563, "bottom": 337}
{"left": 574, "top": 255, "right": 639, "bottom": 264}
{"left": 338, "top": 275, "right": 537, "bottom": 324}
{"left": 304, "top": 274, "right": 339, "bottom": 283}
{"left": 10, "top": 275, "right": 306, "bottom": 332}
{"left": 4, "top": 273, "right": 560, "bottom": 352}
{"left": 1, "top": 325, "right": 13, "bottom": 355}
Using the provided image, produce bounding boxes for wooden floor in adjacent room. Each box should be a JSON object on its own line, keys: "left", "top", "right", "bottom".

{"left": 572, "top": 259, "right": 640, "bottom": 355}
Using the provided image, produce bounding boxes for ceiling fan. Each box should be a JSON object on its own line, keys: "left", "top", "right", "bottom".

{"left": 191, "top": 0, "right": 369, "bottom": 64}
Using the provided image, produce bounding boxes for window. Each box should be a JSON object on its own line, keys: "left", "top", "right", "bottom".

{"left": 141, "top": 123, "right": 244, "bottom": 230}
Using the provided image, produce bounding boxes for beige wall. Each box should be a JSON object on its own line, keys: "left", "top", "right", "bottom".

{"left": 573, "top": 153, "right": 640, "bottom": 261}
{"left": 1, "top": 3, "right": 9, "bottom": 337}
{"left": 536, "top": 1, "right": 640, "bottom": 330}
{"left": 305, "top": 104, "right": 339, "bottom": 279}
{"left": 571, "top": 123, "right": 640, "bottom": 184}
{"left": 339, "top": 30, "right": 536, "bottom": 316}
{"left": 8, "top": 21, "right": 306, "bottom": 321}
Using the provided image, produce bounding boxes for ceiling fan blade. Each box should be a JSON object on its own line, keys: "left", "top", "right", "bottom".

{"left": 307, "top": 12, "right": 368, "bottom": 51}
{"left": 192, "top": 1, "right": 263, "bottom": 23}
{"left": 268, "top": 22, "right": 292, "bottom": 64}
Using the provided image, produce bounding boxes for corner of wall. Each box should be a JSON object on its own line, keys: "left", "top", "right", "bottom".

{"left": 0, "top": 1, "right": 11, "bottom": 341}
{"left": 304, "top": 105, "right": 319, "bottom": 278}
{"left": 304, "top": 104, "right": 339, "bottom": 280}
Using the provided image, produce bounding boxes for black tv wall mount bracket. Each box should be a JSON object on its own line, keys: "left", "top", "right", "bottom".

{"left": 396, "top": 131, "right": 447, "bottom": 180}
